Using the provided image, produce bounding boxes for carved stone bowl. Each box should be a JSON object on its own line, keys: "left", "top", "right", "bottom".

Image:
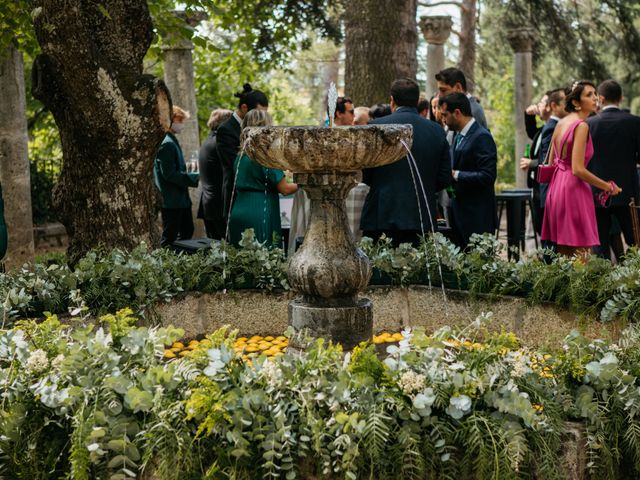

{"left": 241, "top": 124, "right": 413, "bottom": 173}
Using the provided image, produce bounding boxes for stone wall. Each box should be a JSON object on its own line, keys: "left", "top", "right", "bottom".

{"left": 154, "top": 286, "right": 624, "bottom": 347}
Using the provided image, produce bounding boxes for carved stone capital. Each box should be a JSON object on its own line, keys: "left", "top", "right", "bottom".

{"left": 507, "top": 28, "right": 536, "bottom": 53}
{"left": 419, "top": 16, "right": 453, "bottom": 45}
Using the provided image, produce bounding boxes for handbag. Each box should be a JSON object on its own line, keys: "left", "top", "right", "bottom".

{"left": 536, "top": 164, "right": 556, "bottom": 184}
{"left": 536, "top": 140, "right": 555, "bottom": 184}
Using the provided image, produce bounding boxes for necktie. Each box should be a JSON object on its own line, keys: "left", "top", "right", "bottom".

{"left": 455, "top": 133, "right": 464, "bottom": 150}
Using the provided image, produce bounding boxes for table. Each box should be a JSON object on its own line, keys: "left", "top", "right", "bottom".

{"left": 496, "top": 188, "right": 536, "bottom": 260}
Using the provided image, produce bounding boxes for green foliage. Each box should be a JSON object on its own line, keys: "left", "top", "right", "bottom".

{"left": 4, "top": 233, "right": 640, "bottom": 331}
{"left": 6, "top": 312, "right": 640, "bottom": 477}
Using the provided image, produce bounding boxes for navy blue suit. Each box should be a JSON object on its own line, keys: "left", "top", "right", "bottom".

{"left": 450, "top": 121, "right": 497, "bottom": 245}
{"left": 537, "top": 118, "right": 558, "bottom": 210}
{"left": 587, "top": 107, "right": 640, "bottom": 256}
{"left": 360, "top": 106, "right": 452, "bottom": 244}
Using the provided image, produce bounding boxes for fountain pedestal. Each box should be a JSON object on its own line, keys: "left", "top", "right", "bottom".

{"left": 242, "top": 125, "right": 412, "bottom": 350}
{"left": 288, "top": 172, "right": 372, "bottom": 350}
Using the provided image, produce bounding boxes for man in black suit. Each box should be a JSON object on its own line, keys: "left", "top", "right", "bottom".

{"left": 520, "top": 88, "right": 566, "bottom": 236}
{"left": 439, "top": 92, "right": 497, "bottom": 247}
{"left": 435, "top": 67, "right": 488, "bottom": 129}
{"left": 206, "top": 84, "right": 268, "bottom": 231}
{"left": 197, "top": 109, "right": 232, "bottom": 239}
{"left": 360, "top": 78, "right": 452, "bottom": 247}
{"left": 587, "top": 79, "right": 640, "bottom": 258}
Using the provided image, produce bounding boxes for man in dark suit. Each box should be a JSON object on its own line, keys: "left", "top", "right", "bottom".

{"left": 439, "top": 92, "right": 497, "bottom": 247}
{"left": 520, "top": 88, "right": 566, "bottom": 236}
{"left": 197, "top": 109, "right": 232, "bottom": 239}
{"left": 210, "top": 84, "right": 269, "bottom": 230}
{"left": 435, "top": 67, "right": 488, "bottom": 129}
{"left": 360, "top": 78, "right": 452, "bottom": 247}
{"left": 587, "top": 79, "right": 640, "bottom": 258}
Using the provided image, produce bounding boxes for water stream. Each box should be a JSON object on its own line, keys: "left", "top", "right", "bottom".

{"left": 400, "top": 140, "right": 449, "bottom": 309}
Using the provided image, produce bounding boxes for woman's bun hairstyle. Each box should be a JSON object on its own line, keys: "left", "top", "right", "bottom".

{"left": 234, "top": 82, "right": 269, "bottom": 110}
{"left": 564, "top": 80, "right": 595, "bottom": 113}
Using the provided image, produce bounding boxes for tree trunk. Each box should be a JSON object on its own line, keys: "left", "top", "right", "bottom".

{"left": 458, "top": 0, "right": 477, "bottom": 93}
{"left": 344, "top": 0, "right": 418, "bottom": 106}
{"left": 31, "top": 0, "right": 171, "bottom": 261}
{"left": 0, "top": 43, "right": 35, "bottom": 268}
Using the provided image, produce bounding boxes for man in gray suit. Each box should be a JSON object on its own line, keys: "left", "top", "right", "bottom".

{"left": 435, "top": 67, "right": 488, "bottom": 129}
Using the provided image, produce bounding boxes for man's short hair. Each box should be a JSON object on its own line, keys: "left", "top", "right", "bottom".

{"left": 435, "top": 67, "right": 467, "bottom": 91}
{"left": 390, "top": 78, "right": 420, "bottom": 107}
{"left": 597, "top": 79, "right": 622, "bottom": 103}
{"left": 417, "top": 97, "right": 430, "bottom": 113}
{"left": 546, "top": 88, "right": 565, "bottom": 108}
{"left": 330, "top": 96, "right": 353, "bottom": 118}
{"left": 369, "top": 103, "right": 392, "bottom": 119}
{"left": 438, "top": 92, "right": 472, "bottom": 117}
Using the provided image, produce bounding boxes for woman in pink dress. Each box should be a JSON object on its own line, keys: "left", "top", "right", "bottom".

{"left": 541, "top": 81, "right": 622, "bottom": 259}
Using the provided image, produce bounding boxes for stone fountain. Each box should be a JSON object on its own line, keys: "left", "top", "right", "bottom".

{"left": 242, "top": 125, "right": 413, "bottom": 350}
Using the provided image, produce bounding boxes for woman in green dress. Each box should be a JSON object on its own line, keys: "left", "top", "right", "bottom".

{"left": 229, "top": 110, "right": 298, "bottom": 247}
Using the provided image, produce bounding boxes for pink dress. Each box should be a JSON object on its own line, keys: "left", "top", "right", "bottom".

{"left": 541, "top": 120, "right": 599, "bottom": 247}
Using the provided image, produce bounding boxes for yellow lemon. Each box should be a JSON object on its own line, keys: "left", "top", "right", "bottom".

{"left": 249, "top": 336, "right": 263, "bottom": 342}
{"left": 373, "top": 337, "right": 385, "bottom": 344}
{"left": 264, "top": 336, "right": 275, "bottom": 341}
{"left": 245, "top": 346, "right": 259, "bottom": 353}
{"left": 237, "top": 337, "right": 248, "bottom": 342}
{"left": 276, "top": 336, "right": 287, "bottom": 342}
{"left": 258, "top": 343, "right": 271, "bottom": 351}
{"left": 163, "top": 350, "right": 176, "bottom": 359}
{"left": 392, "top": 333, "right": 404, "bottom": 341}
{"left": 179, "top": 350, "right": 190, "bottom": 357}
{"left": 171, "top": 342, "right": 185, "bottom": 350}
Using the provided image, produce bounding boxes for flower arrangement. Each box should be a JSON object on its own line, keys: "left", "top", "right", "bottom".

{"left": 3, "top": 309, "right": 640, "bottom": 478}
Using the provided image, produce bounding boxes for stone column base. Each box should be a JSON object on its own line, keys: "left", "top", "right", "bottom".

{"left": 288, "top": 297, "right": 372, "bottom": 351}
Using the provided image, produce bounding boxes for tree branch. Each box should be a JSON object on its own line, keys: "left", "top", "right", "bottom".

{"left": 451, "top": 29, "right": 463, "bottom": 40}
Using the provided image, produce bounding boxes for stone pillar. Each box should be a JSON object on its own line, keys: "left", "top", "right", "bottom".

{"left": 508, "top": 28, "right": 536, "bottom": 189}
{"left": 0, "top": 43, "right": 35, "bottom": 268}
{"left": 419, "top": 16, "right": 453, "bottom": 96}
{"left": 162, "top": 12, "right": 207, "bottom": 237}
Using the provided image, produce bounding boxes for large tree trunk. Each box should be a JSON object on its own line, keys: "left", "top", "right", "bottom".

{"left": 0, "top": 43, "right": 35, "bottom": 268}
{"left": 344, "top": 0, "right": 418, "bottom": 106}
{"left": 31, "top": 0, "right": 171, "bottom": 261}
{"left": 458, "top": 0, "right": 477, "bottom": 93}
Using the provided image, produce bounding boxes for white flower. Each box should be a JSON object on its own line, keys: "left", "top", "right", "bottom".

{"left": 25, "top": 349, "right": 49, "bottom": 374}
{"left": 413, "top": 388, "right": 436, "bottom": 416}
{"left": 51, "top": 354, "right": 65, "bottom": 369}
{"left": 398, "top": 370, "right": 426, "bottom": 395}
{"left": 260, "top": 359, "right": 282, "bottom": 387}
{"left": 203, "top": 348, "right": 226, "bottom": 377}
{"left": 446, "top": 394, "right": 472, "bottom": 419}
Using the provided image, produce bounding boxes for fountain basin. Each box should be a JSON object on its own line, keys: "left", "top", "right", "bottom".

{"left": 240, "top": 124, "right": 413, "bottom": 350}
{"left": 241, "top": 125, "right": 413, "bottom": 172}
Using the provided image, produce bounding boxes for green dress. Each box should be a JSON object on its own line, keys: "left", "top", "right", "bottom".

{"left": 229, "top": 154, "right": 284, "bottom": 247}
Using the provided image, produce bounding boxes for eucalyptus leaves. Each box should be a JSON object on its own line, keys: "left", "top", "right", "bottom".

{"left": 4, "top": 310, "right": 640, "bottom": 478}
{"left": 2, "top": 232, "right": 640, "bottom": 329}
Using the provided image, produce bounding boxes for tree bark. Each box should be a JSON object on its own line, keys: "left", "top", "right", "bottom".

{"left": 31, "top": 0, "right": 171, "bottom": 261}
{"left": 344, "top": 0, "right": 418, "bottom": 106}
{"left": 458, "top": 0, "right": 477, "bottom": 93}
{"left": 0, "top": 42, "right": 35, "bottom": 268}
